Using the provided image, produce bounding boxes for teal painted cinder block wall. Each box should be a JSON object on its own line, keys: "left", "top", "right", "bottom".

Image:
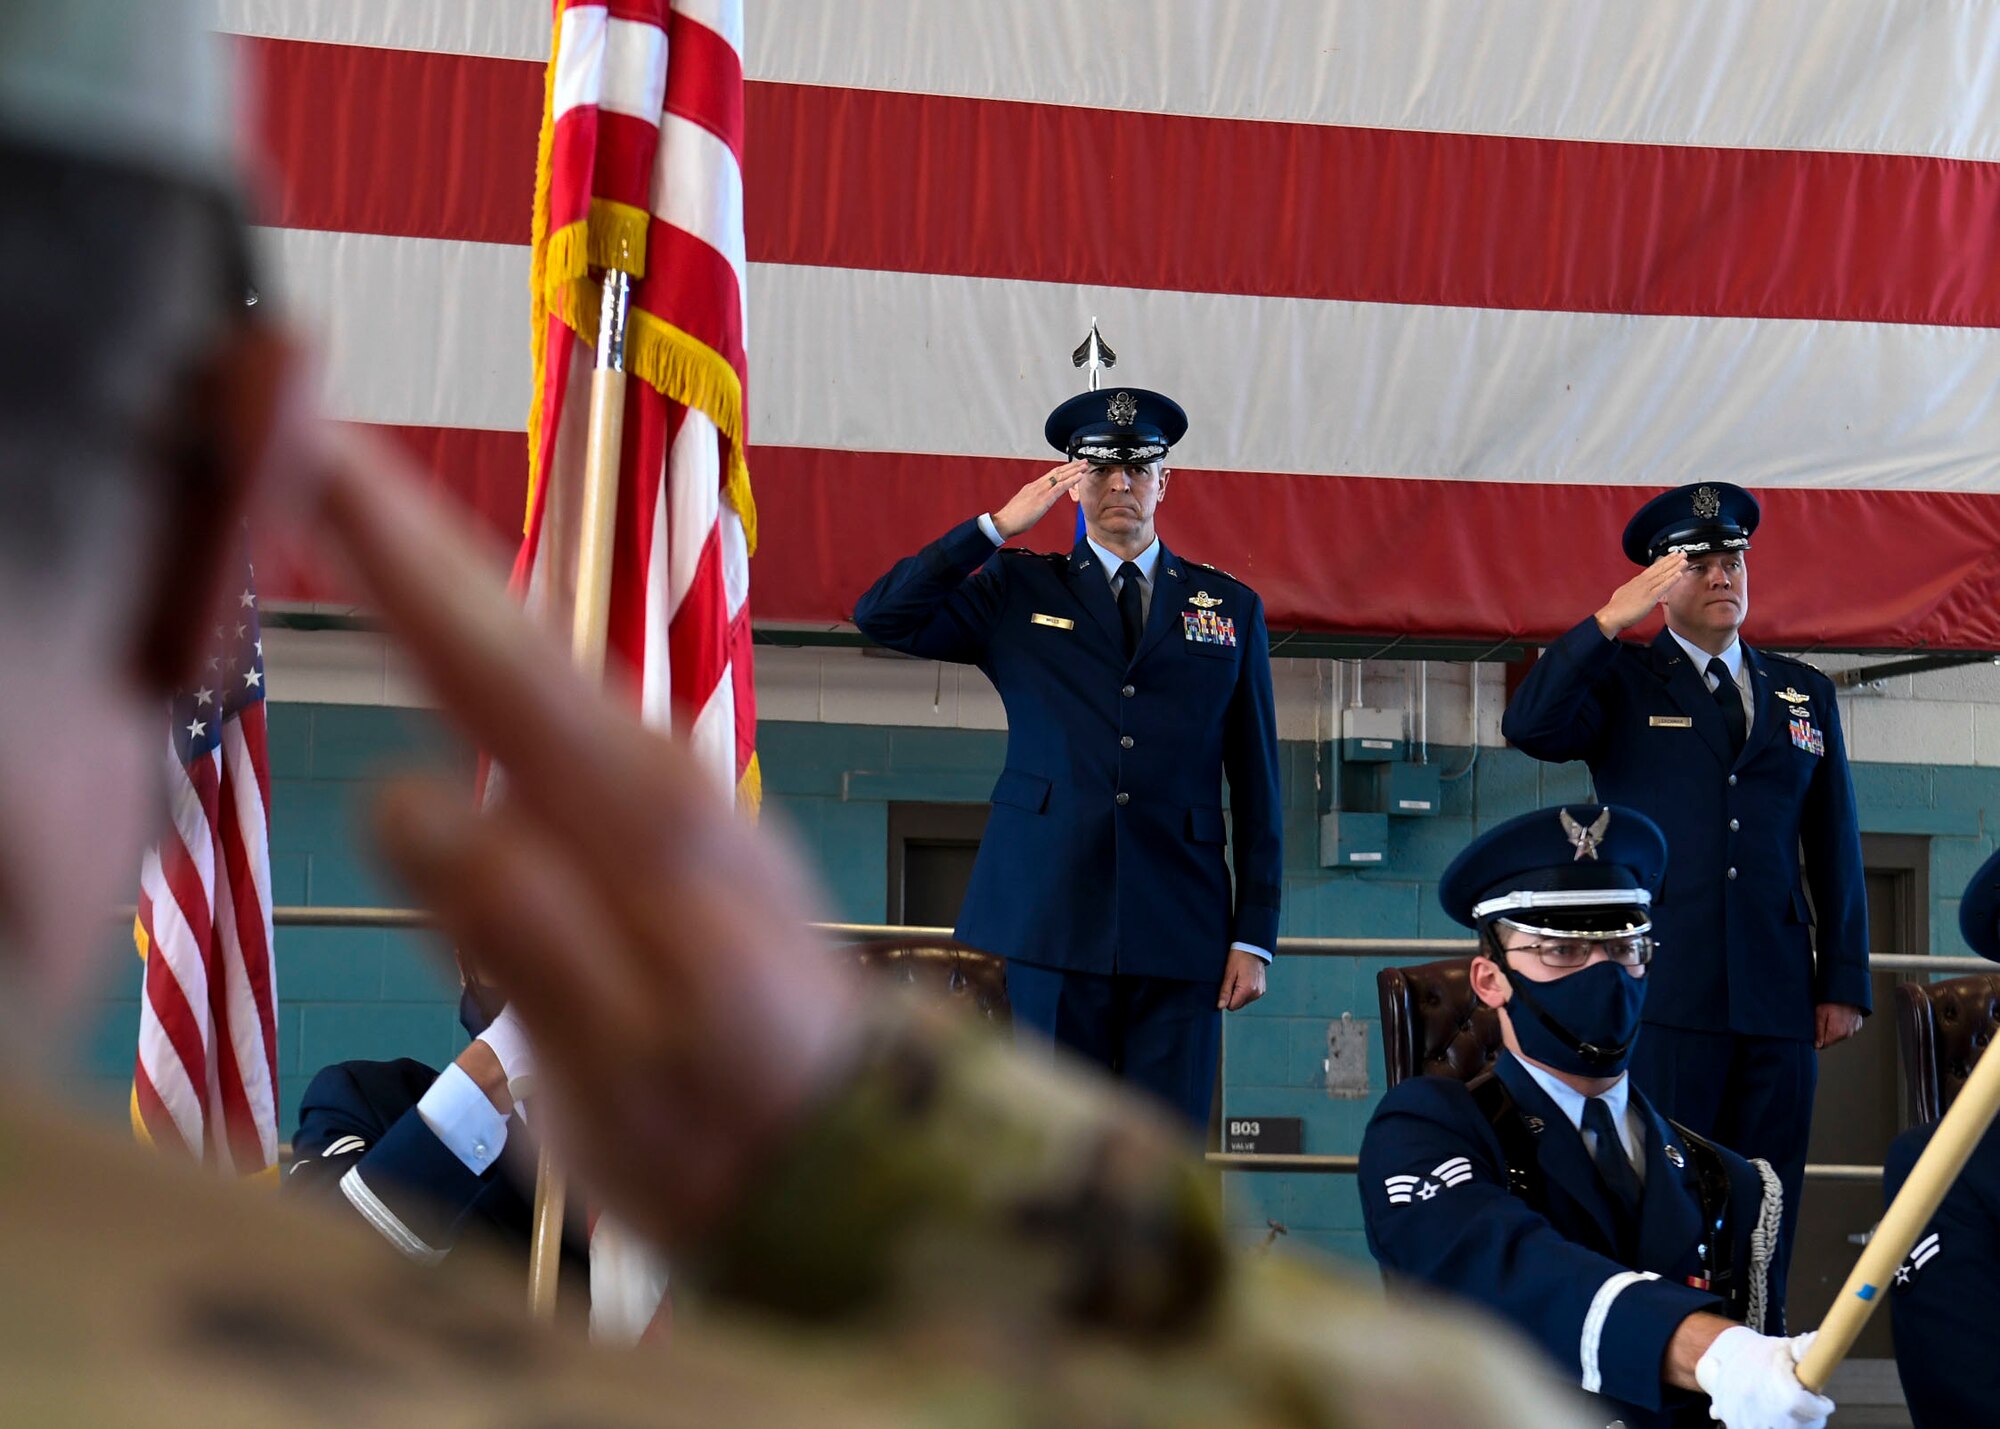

{"left": 75, "top": 706, "right": 1995, "bottom": 1271}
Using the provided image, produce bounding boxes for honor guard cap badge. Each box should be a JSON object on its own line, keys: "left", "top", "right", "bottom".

{"left": 1561, "top": 807, "right": 1612, "bottom": 861}
{"left": 1440, "top": 803, "right": 1666, "bottom": 936}
{"left": 1188, "top": 591, "right": 1223, "bottom": 609}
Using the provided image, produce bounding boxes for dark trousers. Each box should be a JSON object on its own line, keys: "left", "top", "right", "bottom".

{"left": 1005, "top": 961, "right": 1220, "bottom": 1133}
{"left": 1630, "top": 1024, "right": 1817, "bottom": 1273}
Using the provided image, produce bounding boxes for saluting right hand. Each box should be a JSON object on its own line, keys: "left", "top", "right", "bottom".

{"left": 991, "top": 460, "right": 1088, "bottom": 539}
{"left": 1595, "top": 552, "right": 1689, "bottom": 638}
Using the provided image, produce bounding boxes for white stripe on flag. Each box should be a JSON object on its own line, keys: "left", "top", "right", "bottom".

{"left": 650, "top": 111, "right": 748, "bottom": 326}
{"left": 554, "top": 10, "right": 672, "bottom": 123}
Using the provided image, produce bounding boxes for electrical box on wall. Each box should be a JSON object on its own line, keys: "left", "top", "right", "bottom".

{"left": 1319, "top": 811, "right": 1389, "bottom": 868}
{"left": 1339, "top": 707, "right": 1404, "bottom": 763}
{"left": 1368, "top": 761, "right": 1442, "bottom": 817}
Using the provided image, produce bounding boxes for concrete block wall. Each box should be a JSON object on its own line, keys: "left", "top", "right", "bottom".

{"left": 69, "top": 634, "right": 2000, "bottom": 1273}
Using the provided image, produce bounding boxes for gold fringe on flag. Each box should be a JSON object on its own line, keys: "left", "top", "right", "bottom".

{"left": 739, "top": 752, "right": 763, "bottom": 818}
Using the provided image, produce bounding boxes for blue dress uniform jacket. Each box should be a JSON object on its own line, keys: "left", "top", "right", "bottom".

{"left": 1361, "top": 1054, "right": 1782, "bottom": 1427}
{"left": 1884, "top": 1120, "right": 2000, "bottom": 1428}
{"left": 1502, "top": 619, "right": 1870, "bottom": 1039}
{"left": 851, "top": 518, "right": 1282, "bottom": 981}
{"left": 288, "top": 1059, "right": 587, "bottom": 1283}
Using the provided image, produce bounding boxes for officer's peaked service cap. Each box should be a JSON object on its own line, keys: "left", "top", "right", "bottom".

{"left": 1622, "top": 482, "right": 1760, "bottom": 565}
{"left": 1440, "top": 804, "right": 1668, "bottom": 938}
{"left": 1046, "top": 387, "right": 1188, "bottom": 466}
{"left": 1959, "top": 846, "right": 2000, "bottom": 962}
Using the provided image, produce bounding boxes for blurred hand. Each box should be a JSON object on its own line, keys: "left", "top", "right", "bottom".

{"left": 991, "top": 460, "right": 1087, "bottom": 539}
{"left": 1217, "top": 947, "right": 1267, "bottom": 1011}
{"left": 1814, "top": 1002, "right": 1865, "bottom": 1050}
{"left": 315, "top": 428, "right": 859, "bottom": 1249}
{"left": 1594, "top": 553, "right": 1689, "bottom": 638}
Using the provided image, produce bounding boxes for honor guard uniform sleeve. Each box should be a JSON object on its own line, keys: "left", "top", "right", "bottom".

{"left": 852, "top": 518, "right": 1017, "bottom": 665}
{"left": 1502, "top": 617, "right": 1623, "bottom": 764}
{"left": 1795, "top": 671, "right": 1870, "bottom": 1012}
{"left": 1360, "top": 1077, "right": 1720, "bottom": 1413}
{"left": 1885, "top": 1124, "right": 2000, "bottom": 1429}
{"left": 1221, "top": 589, "right": 1283, "bottom": 953}
{"left": 287, "top": 1059, "right": 505, "bottom": 1266}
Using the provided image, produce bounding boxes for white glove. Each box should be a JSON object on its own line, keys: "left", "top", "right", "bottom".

{"left": 1695, "top": 1326, "right": 1835, "bottom": 1429}
{"left": 476, "top": 1002, "right": 534, "bottom": 1098}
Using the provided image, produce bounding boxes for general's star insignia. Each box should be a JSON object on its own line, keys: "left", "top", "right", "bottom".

{"left": 1188, "top": 591, "right": 1223, "bottom": 609}
{"left": 1106, "top": 390, "right": 1139, "bottom": 425}
{"left": 1665, "top": 1145, "right": 1686, "bottom": 1168}
{"left": 1522, "top": 1116, "right": 1546, "bottom": 1134}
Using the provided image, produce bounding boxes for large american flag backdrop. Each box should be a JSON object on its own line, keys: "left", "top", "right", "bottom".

{"left": 225, "top": 1, "right": 2000, "bottom": 650}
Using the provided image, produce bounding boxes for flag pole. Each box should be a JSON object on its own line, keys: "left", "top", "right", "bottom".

{"left": 527, "top": 266, "right": 632, "bottom": 1322}
{"left": 1795, "top": 1031, "right": 2000, "bottom": 1389}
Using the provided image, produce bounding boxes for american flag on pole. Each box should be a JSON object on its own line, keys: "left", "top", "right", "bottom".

{"left": 522, "top": 0, "right": 759, "bottom": 809}
{"left": 132, "top": 563, "right": 279, "bottom": 1179}
{"left": 510, "top": 0, "right": 755, "bottom": 1339}
{"left": 229, "top": 0, "right": 2000, "bottom": 651}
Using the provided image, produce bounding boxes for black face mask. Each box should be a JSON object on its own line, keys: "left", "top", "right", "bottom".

{"left": 1498, "top": 957, "right": 1648, "bottom": 1076}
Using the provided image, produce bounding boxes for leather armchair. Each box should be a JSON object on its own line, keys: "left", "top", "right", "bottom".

{"left": 1377, "top": 956, "right": 1505, "bottom": 1089}
{"left": 844, "top": 938, "right": 1012, "bottom": 1025}
{"left": 1893, "top": 973, "right": 2000, "bottom": 1124}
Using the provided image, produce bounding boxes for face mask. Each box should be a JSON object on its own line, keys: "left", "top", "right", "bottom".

{"left": 1499, "top": 957, "right": 1647, "bottom": 1076}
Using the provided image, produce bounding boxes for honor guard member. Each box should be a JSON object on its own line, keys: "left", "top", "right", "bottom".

{"left": 1884, "top": 844, "right": 2000, "bottom": 1427}
{"left": 1359, "top": 807, "right": 1831, "bottom": 1429}
{"left": 1502, "top": 483, "right": 1869, "bottom": 1262}
{"left": 851, "top": 385, "right": 1282, "bottom": 1129}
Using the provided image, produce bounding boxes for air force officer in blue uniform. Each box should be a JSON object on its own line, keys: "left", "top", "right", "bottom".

{"left": 1361, "top": 806, "right": 1829, "bottom": 1429}
{"left": 1884, "top": 845, "right": 2000, "bottom": 1427}
{"left": 852, "top": 387, "right": 1282, "bottom": 1129}
{"left": 1502, "top": 484, "right": 1869, "bottom": 1255}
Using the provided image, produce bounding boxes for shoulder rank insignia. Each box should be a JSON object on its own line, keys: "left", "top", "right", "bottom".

{"left": 1188, "top": 591, "right": 1223, "bottom": 609}
{"left": 1896, "top": 1231, "right": 1941, "bottom": 1288}
{"left": 1521, "top": 1115, "right": 1545, "bottom": 1134}
{"left": 1384, "top": 1157, "right": 1475, "bottom": 1205}
{"left": 1777, "top": 687, "right": 1810, "bottom": 704}
{"left": 1664, "top": 1144, "right": 1685, "bottom": 1168}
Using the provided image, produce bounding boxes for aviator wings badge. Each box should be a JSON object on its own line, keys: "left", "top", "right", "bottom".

{"left": 1560, "top": 807, "right": 1612, "bottom": 862}
{"left": 1188, "top": 591, "right": 1223, "bottom": 609}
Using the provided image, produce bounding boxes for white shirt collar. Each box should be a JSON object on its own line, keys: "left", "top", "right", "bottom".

{"left": 1087, "top": 535, "right": 1161, "bottom": 585}
{"left": 1668, "top": 627, "right": 1742, "bottom": 682}
{"left": 1514, "top": 1056, "right": 1632, "bottom": 1146}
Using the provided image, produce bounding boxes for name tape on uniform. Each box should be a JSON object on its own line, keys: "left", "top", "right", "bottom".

{"left": 1649, "top": 715, "right": 1694, "bottom": 728}
{"left": 1030, "top": 613, "right": 1075, "bottom": 630}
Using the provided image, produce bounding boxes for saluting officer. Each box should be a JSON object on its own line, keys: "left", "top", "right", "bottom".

{"left": 1884, "top": 845, "right": 2000, "bottom": 1427}
{"left": 1502, "top": 484, "right": 1869, "bottom": 1260}
{"left": 851, "top": 385, "right": 1282, "bottom": 1130}
{"left": 1360, "top": 806, "right": 1831, "bottom": 1429}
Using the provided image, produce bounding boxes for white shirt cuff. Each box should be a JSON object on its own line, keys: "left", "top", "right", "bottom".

{"left": 416, "top": 1062, "right": 510, "bottom": 1175}
{"left": 976, "top": 512, "right": 1005, "bottom": 546}
{"left": 1230, "top": 941, "right": 1272, "bottom": 964}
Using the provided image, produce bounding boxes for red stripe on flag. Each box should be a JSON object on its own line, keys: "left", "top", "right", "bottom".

{"left": 666, "top": 523, "right": 729, "bottom": 722}
{"left": 664, "top": 8, "right": 745, "bottom": 162}
{"left": 224, "top": 709, "right": 280, "bottom": 1098}
{"left": 242, "top": 38, "right": 2000, "bottom": 327}
{"left": 139, "top": 916, "right": 211, "bottom": 1136}
{"left": 634, "top": 220, "right": 744, "bottom": 371}
{"left": 133, "top": 1063, "right": 179, "bottom": 1151}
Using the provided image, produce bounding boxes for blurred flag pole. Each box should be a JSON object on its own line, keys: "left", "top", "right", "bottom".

{"left": 525, "top": 266, "right": 632, "bottom": 1321}
{"left": 1796, "top": 1035, "right": 2000, "bottom": 1388}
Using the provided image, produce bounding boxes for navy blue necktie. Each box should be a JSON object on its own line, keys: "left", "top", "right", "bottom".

{"left": 1583, "top": 1096, "right": 1642, "bottom": 1221}
{"left": 1707, "top": 656, "right": 1747, "bottom": 757}
{"left": 1116, "top": 561, "right": 1145, "bottom": 658}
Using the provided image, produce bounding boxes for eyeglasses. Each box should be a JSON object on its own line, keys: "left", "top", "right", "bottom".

{"left": 1504, "top": 936, "right": 1654, "bottom": 969}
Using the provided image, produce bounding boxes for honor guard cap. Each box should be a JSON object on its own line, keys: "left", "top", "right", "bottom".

{"left": 1622, "top": 482, "right": 1760, "bottom": 565}
{"left": 1046, "top": 387, "right": 1188, "bottom": 466}
{"left": 1959, "top": 846, "right": 2000, "bottom": 962}
{"left": 1439, "top": 804, "right": 1668, "bottom": 939}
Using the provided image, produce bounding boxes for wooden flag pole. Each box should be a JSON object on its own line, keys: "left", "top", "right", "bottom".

{"left": 1795, "top": 1025, "right": 2000, "bottom": 1390}
{"left": 527, "top": 268, "right": 632, "bottom": 1322}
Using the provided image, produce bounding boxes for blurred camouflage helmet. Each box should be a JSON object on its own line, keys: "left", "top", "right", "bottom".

{"left": 0, "top": 0, "right": 238, "bottom": 193}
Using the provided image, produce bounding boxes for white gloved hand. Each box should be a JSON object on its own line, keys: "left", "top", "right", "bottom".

{"left": 476, "top": 1003, "right": 534, "bottom": 1096}
{"left": 1695, "top": 1326, "right": 1835, "bottom": 1429}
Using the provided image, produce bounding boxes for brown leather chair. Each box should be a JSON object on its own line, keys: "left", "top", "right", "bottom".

{"left": 844, "top": 938, "right": 1012, "bottom": 1025}
{"left": 1893, "top": 973, "right": 2000, "bottom": 1124}
{"left": 1377, "top": 956, "right": 1505, "bottom": 1088}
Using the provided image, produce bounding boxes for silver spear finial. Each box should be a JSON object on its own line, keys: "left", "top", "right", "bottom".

{"left": 1071, "top": 318, "right": 1117, "bottom": 391}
